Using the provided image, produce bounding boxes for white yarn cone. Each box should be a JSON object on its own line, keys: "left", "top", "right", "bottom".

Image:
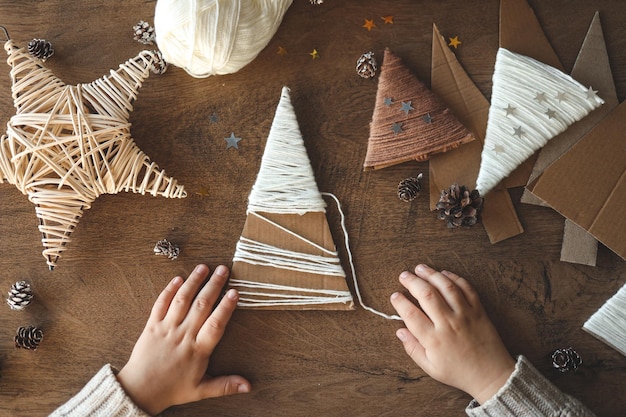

{"left": 476, "top": 48, "right": 604, "bottom": 195}
{"left": 583, "top": 284, "right": 626, "bottom": 356}
{"left": 155, "top": 0, "right": 292, "bottom": 78}
{"left": 247, "top": 86, "right": 326, "bottom": 214}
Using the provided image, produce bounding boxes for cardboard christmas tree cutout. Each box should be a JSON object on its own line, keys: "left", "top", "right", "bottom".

{"left": 229, "top": 87, "right": 354, "bottom": 310}
{"left": 363, "top": 48, "right": 475, "bottom": 170}
{"left": 475, "top": 48, "right": 604, "bottom": 196}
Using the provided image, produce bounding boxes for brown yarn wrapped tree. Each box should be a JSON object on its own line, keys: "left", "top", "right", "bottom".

{"left": 0, "top": 36, "right": 186, "bottom": 270}
{"left": 364, "top": 48, "right": 475, "bottom": 170}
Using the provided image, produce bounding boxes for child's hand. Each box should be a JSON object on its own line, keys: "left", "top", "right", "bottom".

{"left": 390, "top": 264, "right": 515, "bottom": 405}
{"left": 117, "top": 264, "right": 250, "bottom": 416}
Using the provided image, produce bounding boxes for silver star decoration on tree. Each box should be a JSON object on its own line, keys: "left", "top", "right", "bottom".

{"left": 391, "top": 122, "right": 403, "bottom": 135}
{"left": 422, "top": 113, "right": 433, "bottom": 124}
{"left": 493, "top": 144, "right": 505, "bottom": 154}
{"left": 504, "top": 104, "right": 517, "bottom": 116}
{"left": 555, "top": 92, "right": 566, "bottom": 102}
{"left": 400, "top": 101, "right": 414, "bottom": 115}
{"left": 209, "top": 113, "right": 219, "bottom": 123}
{"left": 585, "top": 86, "right": 599, "bottom": 100}
{"left": 534, "top": 92, "right": 547, "bottom": 104}
{"left": 225, "top": 132, "right": 242, "bottom": 149}
{"left": 513, "top": 126, "right": 525, "bottom": 139}
{"left": 545, "top": 109, "right": 557, "bottom": 119}
{"left": 384, "top": 97, "right": 393, "bottom": 106}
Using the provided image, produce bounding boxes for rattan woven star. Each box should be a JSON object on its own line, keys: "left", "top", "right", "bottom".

{"left": 0, "top": 37, "right": 187, "bottom": 270}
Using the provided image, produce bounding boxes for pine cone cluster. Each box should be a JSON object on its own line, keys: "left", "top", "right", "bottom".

{"left": 356, "top": 51, "right": 377, "bottom": 79}
{"left": 154, "top": 239, "right": 180, "bottom": 260}
{"left": 552, "top": 347, "right": 582, "bottom": 372}
{"left": 133, "top": 20, "right": 156, "bottom": 45}
{"left": 436, "top": 183, "right": 483, "bottom": 227}
{"left": 27, "top": 39, "right": 54, "bottom": 61}
{"left": 6, "top": 281, "right": 33, "bottom": 311}
{"left": 397, "top": 173, "right": 423, "bottom": 202}
{"left": 15, "top": 326, "right": 43, "bottom": 350}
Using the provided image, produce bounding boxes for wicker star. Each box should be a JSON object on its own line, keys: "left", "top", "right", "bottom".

{"left": 0, "top": 37, "right": 187, "bottom": 270}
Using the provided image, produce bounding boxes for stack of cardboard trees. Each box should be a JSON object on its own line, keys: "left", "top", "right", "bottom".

{"left": 365, "top": 0, "right": 626, "bottom": 355}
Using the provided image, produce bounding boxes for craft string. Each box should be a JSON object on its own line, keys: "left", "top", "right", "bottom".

{"left": 231, "top": 193, "right": 401, "bottom": 320}
{"left": 583, "top": 283, "right": 626, "bottom": 356}
{"left": 476, "top": 47, "right": 604, "bottom": 195}
{"left": 0, "top": 41, "right": 185, "bottom": 268}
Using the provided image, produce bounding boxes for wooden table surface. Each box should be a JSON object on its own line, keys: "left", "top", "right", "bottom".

{"left": 0, "top": 1, "right": 625, "bottom": 416}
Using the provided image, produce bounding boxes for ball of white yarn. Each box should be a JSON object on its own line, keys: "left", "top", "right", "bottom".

{"left": 155, "top": 0, "right": 293, "bottom": 78}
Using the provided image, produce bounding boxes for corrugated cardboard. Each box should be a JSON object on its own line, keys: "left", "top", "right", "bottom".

{"left": 521, "top": 12, "right": 618, "bottom": 266}
{"left": 428, "top": 24, "right": 523, "bottom": 243}
{"left": 231, "top": 211, "right": 355, "bottom": 310}
{"left": 528, "top": 101, "right": 626, "bottom": 261}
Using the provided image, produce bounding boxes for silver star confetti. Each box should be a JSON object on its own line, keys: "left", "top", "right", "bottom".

{"left": 391, "top": 122, "right": 403, "bottom": 135}
{"left": 555, "top": 92, "right": 566, "bottom": 102}
{"left": 209, "top": 113, "right": 219, "bottom": 123}
{"left": 384, "top": 97, "right": 393, "bottom": 106}
{"left": 585, "top": 86, "right": 599, "bottom": 100}
{"left": 504, "top": 104, "right": 517, "bottom": 117}
{"left": 545, "top": 109, "right": 557, "bottom": 119}
{"left": 534, "top": 92, "right": 547, "bottom": 104}
{"left": 422, "top": 113, "right": 433, "bottom": 124}
{"left": 493, "top": 144, "right": 505, "bottom": 154}
{"left": 513, "top": 126, "right": 524, "bottom": 139}
{"left": 225, "top": 132, "right": 242, "bottom": 149}
{"left": 400, "top": 101, "right": 414, "bottom": 115}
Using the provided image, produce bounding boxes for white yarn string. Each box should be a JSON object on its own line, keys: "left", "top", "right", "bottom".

{"left": 247, "top": 87, "right": 327, "bottom": 214}
{"left": 476, "top": 48, "right": 604, "bottom": 195}
{"left": 322, "top": 192, "right": 401, "bottom": 321}
{"left": 583, "top": 284, "right": 626, "bottom": 356}
{"left": 155, "top": 0, "right": 293, "bottom": 77}
{"left": 233, "top": 236, "right": 345, "bottom": 276}
{"left": 230, "top": 279, "right": 353, "bottom": 308}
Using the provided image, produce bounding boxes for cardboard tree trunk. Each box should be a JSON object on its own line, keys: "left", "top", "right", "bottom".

{"left": 229, "top": 86, "right": 354, "bottom": 310}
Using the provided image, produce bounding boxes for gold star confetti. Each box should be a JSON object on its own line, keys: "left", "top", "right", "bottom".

{"left": 309, "top": 49, "right": 320, "bottom": 59}
{"left": 195, "top": 186, "right": 210, "bottom": 197}
{"left": 363, "top": 19, "right": 377, "bottom": 31}
{"left": 277, "top": 46, "right": 288, "bottom": 56}
{"left": 381, "top": 15, "right": 394, "bottom": 24}
{"left": 448, "top": 36, "right": 462, "bottom": 49}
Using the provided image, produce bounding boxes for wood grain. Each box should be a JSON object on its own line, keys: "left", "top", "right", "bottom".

{"left": 0, "top": 1, "right": 624, "bottom": 416}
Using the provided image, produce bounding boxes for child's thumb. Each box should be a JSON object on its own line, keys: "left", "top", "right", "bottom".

{"left": 201, "top": 375, "right": 251, "bottom": 398}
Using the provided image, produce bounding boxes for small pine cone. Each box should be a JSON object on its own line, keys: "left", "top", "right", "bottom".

{"left": 154, "top": 239, "right": 180, "bottom": 260}
{"left": 397, "top": 173, "right": 423, "bottom": 202}
{"left": 356, "top": 51, "right": 377, "bottom": 79}
{"left": 436, "top": 183, "right": 484, "bottom": 228}
{"left": 552, "top": 347, "right": 582, "bottom": 372}
{"left": 6, "top": 281, "right": 33, "bottom": 311}
{"left": 27, "top": 39, "right": 54, "bottom": 61}
{"left": 133, "top": 20, "right": 156, "bottom": 45}
{"left": 15, "top": 326, "right": 44, "bottom": 350}
{"left": 150, "top": 50, "right": 168, "bottom": 75}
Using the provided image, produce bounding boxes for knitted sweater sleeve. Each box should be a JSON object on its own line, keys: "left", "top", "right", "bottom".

{"left": 466, "top": 355, "right": 596, "bottom": 417}
{"left": 49, "top": 364, "right": 151, "bottom": 417}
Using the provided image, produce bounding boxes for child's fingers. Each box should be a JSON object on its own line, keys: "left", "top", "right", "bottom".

{"left": 197, "top": 375, "right": 251, "bottom": 400}
{"left": 415, "top": 265, "right": 470, "bottom": 313}
{"left": 398, "top": 270, "right": 452, "bottom": 319}
{"left": 166, "top": 264, "right": 211, "bottom": 324}
{"left": 150, "top": 275, "right": 184, "bottom": 322}
{"left": 390, "top": 291, "right": 433, "bottom": 336}
{"left": 396, "top": 328, "right": 427, "bottom": 370}
{"left": 197, "top": 288, "right": 239, "bottom": 355}
{"left": 184, "top": 265, "right": 230, "bottom": 334}
{"left": 440, "top": 270, "right": 481, "bottom": 308}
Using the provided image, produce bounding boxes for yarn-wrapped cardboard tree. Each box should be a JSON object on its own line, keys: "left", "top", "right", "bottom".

{"left": 475, "top": 50, "right": 604, "bottom": 196}
{"left": 363, "top": 48, "right": 475, "bottom": 170}
{"left": 229, "top": 87, "right": 354, "bottom": 310}
{"left": 0, "top": 36, "right": 186, "bottom": 270}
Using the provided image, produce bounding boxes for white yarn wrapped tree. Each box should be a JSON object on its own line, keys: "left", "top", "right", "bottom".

{"left": 229, "top": 87, "right": 354, "bottom": 310}
{"left": 476, "top": 48, "right": 604, "bottom": 196}
{"left": 155, "top": 0, "right": 293, "bottom": 77}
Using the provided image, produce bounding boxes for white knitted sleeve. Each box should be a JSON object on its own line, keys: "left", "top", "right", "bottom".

{"left": 49, "top": 364, "right": 150, "bottom": 417}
